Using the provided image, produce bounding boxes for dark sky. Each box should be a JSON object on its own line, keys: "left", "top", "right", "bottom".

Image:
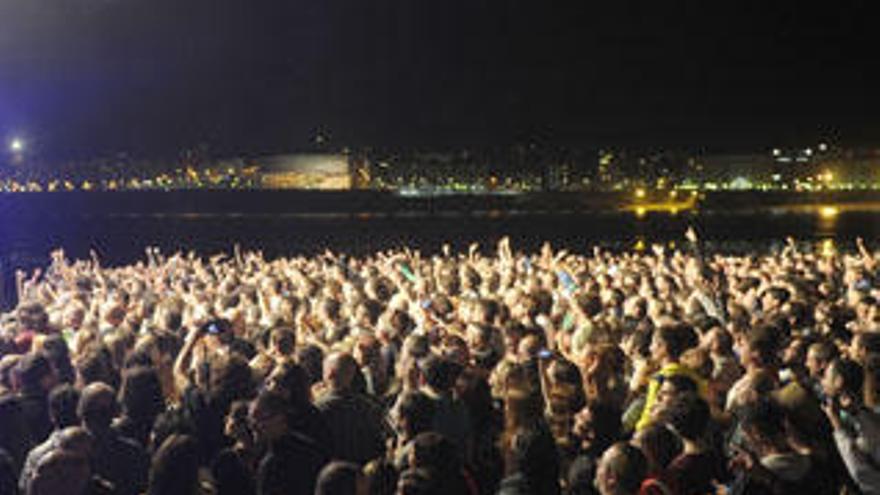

{"left": 0, "top": 1, "right": 877, "bottom": 158}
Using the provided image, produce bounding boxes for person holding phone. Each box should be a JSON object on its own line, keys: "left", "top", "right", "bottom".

{"left": 821, "top": 358, "right": 880, "bottom": 495}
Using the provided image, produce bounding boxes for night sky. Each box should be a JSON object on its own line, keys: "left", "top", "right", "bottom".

{"left": 0, "top": 1, "right": 877, "bottom": 158}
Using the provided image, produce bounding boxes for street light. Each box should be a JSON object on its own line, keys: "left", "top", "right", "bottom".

{"left": 9, "top": 138, "right": 24, "bottom": 153}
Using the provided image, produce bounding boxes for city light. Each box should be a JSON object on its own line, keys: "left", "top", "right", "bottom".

{"left": 635, "top": 188, "right": 646, "bottom": 198}
{"left": 9, "top": 138, "right": 24, "bottom": 153}
{"left": 819, "top": 206, "right": 839, "bottom": 218}
{"left": 819, "top": 143, "right": 828, "bottom": 152}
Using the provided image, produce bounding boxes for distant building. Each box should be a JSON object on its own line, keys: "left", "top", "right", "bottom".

{"left": 258, "top": 154, "right": 351, "bottom": 189}
{"left": 695, "top": 153, "right": 773, "bottom": 186}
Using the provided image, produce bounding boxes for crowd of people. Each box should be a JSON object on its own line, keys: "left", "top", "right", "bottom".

{"left": 1, "top": 230, "right": 880, "bottom": 495}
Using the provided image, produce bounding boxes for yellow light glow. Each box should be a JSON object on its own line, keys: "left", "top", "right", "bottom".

{"left": 669, "top": 190, "right": 678, "bottom": 198}
{"left": 819, "top": 206, "right": 839, "bottom": 218}
{"left": 821, "top": 239, "right": 835, "bottom": 257}
{"left": 634, "top": 239, "right": 646, "bottom": 251}
{"left": 635, "top": 207, "right": 646, "bottom": 217}
{"left": 635, "top": 188, "right": 646, "bottom": 198}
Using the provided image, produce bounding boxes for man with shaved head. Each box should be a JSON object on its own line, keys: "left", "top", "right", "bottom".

{"left": 316, "top": 352, "right": 388, "bottom": 464}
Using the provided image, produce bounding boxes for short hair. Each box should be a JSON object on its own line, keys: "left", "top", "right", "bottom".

{"left": 395, "top": 391, "right": 436, "bottom": 437}
{"left": 764, "top": 287, "right": 791, "bottom": 305}
{"left": 656, "top": 324, "right": 698, "bottom": 359}
{"left": 601, "top": 442, "right": 648, "bottom": 494}
{"left": 315, "top": 461, "right": 362, "bottom": 495}
{"left": 808, "top": 340, "right": 837, "bottom": 363}
{"left": 269, "top": 327, "right": 296, "bottom": 355}
{"left": 251, "top": 389, "right": 289, "bottom": 419}
{"left": 77, "top": 382, "right": 118, "bottom": 430}
{"left": 48, "top": 384, "right": 81, "bottom": 429}
{"left": 148, "top": 434, "right": 200, "bottom": 495}
{"left": 17, "top": 353, "right": 52, "bottom": 391}
{"left": 661, "top": 394, "right": 710, "bottom": 441}
{"left": 740, "top": 398, "right": 785, "bottom": 442}
{"left": 324, "top": 352, "right": 358, "bottom": 390}
{"left": 660, "top": 374, "right": 698, "bottom": 395}
{"left": 410, "top": 432, "right": 461, "bottom": 473}
{"left": 636, "top": 424, "right": 682, "bottom": 470}
{"left": 418, "top": 355, "right": 462, "bottom": 393}
{"left": 831, "top": 358, "right": 864, "bottom": 398}
{"left": 746, "top": 325, "right": 781, "bottom": 367}
{"left": 296, "top": 344, "right": 324, "bottom": 385}
{"left": 119, "top": 366, "right": 165, "bottom": 421}
{"left": 857, "top": 332, "right": 880, "bottom": 355}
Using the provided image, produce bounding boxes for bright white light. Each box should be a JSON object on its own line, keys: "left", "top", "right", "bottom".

{"left": 818, "top": 143, "right": 828, "bottom": 152}
{"left": 805, "top": 148, "right": 813, "bottom": 156}
{"left": 9, "top": 138, "right": 24, "bottom": 153}
{"left": 772, "top": 148, "right": 781, "bottom": 156}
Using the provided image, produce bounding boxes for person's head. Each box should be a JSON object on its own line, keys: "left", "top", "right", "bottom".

{"left": 418, "top": 355, "right": 462, "bottom": 395}
{"left": 17, "top": 353, "right": 56, "bottom": 394}
{"left": 650, "top": 324, "right": 697, "bottom": 363}
{"left": 805, "top": 340, "right": 838, "bottom": 380}
{"left": 149, "top": 408, "right": 196, "bottom": 454}
{"left": 224, "top": 400, "right": 252, "bottom": 445}
{"left": 739, "top": 399, "right": 789, "bottom": 455}
{"left": 822, "top": 358, "right": 864, "bottom": 406}
{"left": 354, "top": 333, "right": 382, "bottom": 367}
{"left": 594, "top": 442, "right": 648, "bottom": 495}
{"left": 740, "top": 324, "right": 780, "bottom": 370}
{"left": 147, "top": 434, "right": 200, "bottom": 495}
{"left": 296, "top": 344, "right": 325, "bottom": 385}
{"left": 315, "top": 461, "right": 369, "bottom": 495}
{"left": 119, "top": 366, "right": 165, "bottom": 421}
{"left": 409, "top": 432, "right": 462, "bottom": 477}
{"left": 653, "top": 374, "right": 697, "bottom": 417}
{"left": 761, "top": 287, "right": 790, "bottom": 313}
{"left": 269, "top": 326, "right": 296, "bottom": 357}
{"left": 266, "top": 362, "right": 310, "bottom": 405}
{"left": 323, "top": 352, "right": 358, "bottom": 393}
{"left": 48, "top": 384, "right": 81, "bottom": 429}
{"left": 208, "top": 354, "right": 256, "bottom": 412}
{"left": 632, "top": 424, "right": 681, "bottom": 474}
{"left": 392, "top": 391, "right": 436, "bottom": 441}
{"left": 74, "top": 345, "right": 119, "bottom": 389}
{"left": 396, "top": 468, "right": 439, "bottom": 495}
{"left": 41, "top": 335, "right": 75, "bottom": 384}
{"left": 573, "top": 401, "right": 622, "bottom": 454}
{"left": 850, "top": 331, "right": 880, "bottom": 365}
{"left": 77, "top": 382, "right": 118, "bottom": 432}
{"left": 704, "top": 327, "right": 734, "bottom": 356}
{"left": 248, "top": 390, "right": 289, "bottom": 444}
{"left": 660, "top": 393, "right": 710, "bottom": 443}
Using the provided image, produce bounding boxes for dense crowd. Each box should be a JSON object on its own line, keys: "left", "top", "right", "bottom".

{"left": 1, "top": 231, "right": 880, "bottom": 495}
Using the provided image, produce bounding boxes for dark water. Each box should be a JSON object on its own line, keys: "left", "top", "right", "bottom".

{"left": 3, "top": 204, "right": 880, "bottom": 308}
